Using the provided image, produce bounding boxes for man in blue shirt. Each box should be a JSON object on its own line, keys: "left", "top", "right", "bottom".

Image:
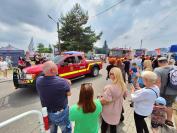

{"left": 36, "top": 61, "right": 72, "bottom": 133}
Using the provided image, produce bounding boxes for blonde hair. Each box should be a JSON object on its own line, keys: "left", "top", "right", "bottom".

{"left": 110, "top": 67, "right": 126, "bottom": 92}
{"left": 141, "top": 71, "right": 157, "bottom": 84}
{"left": 143, "top": 60, "right": 153, "bottom": 71}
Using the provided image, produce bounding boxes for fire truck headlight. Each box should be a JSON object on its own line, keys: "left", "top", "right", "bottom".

{"left": 26, "top": 74, "right": 35, "bottom": 79}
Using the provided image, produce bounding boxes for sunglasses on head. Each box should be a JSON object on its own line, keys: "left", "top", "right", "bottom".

{"left": 155, "top": 103, "right": 165, "bottom": 106}
{"left": 81, "top": 83, "right": 92, "bottom": 87}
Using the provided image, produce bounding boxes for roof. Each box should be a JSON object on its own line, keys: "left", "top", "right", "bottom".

{"left": 63, "top": 51, "right": 84, "bottom": 55}
{"left": 111, "top": 48, "right": 131, "bottom": 51}
{"left": 0, "top": 44, "right": 22, "bottom": 51}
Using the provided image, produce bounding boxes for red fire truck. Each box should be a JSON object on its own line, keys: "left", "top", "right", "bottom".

{"left": 13, "top": 52, "right": 102, "bottom": 89}
{"left": 108, "top": 48, "right": 132, "bottom": 60}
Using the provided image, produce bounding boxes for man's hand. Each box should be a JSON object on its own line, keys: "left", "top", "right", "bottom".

{"left": 156, "top": 77, "right": 161, "bottom": 88}
{"left": 66, "top": 91, "right": 71, "bottom": 96}
{"left": 66, "top": 79, "right": 72, "bottom": 85}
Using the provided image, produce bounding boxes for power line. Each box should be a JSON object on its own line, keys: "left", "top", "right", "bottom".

{"left": 142, "top": 7, "right": 177, "bottom": 40}
{"left": 92, "top": 0, "right": 125, "bottom": 17}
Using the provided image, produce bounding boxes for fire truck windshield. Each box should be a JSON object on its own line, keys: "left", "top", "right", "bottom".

{"left": 52, "top": 55, "right": 64, "bottom": 64}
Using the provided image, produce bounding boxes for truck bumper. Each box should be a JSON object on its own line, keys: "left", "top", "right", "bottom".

{"left": 14, "top": 79, "right": 35, "bottom": 89}
{"left": 13, "top": 68, "right": 35, "bottom": 89}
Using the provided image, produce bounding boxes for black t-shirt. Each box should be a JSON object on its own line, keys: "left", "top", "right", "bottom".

{"left": 123, "top": 61, "right": 130, "bottom": 71}
{"left": 36, "top": 76, "right": 70, "bottom": 111}
{"left": 106, "top": 64, "right": 116, "bottom": 78}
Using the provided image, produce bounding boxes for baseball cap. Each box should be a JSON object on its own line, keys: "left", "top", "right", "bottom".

{"left": 158, "top": 57, "right": 167, "bottom": 61}
{"left": 155, "top": 97, "right": 166, "bottom": 106}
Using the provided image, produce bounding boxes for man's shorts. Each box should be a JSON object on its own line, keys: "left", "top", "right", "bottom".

{"left": 161, "top": 94, "right": 176, "bottom": 107}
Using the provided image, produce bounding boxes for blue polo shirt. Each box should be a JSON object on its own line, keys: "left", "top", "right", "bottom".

{"left": 36, "top": 76, "right": 70, "bottom": 111}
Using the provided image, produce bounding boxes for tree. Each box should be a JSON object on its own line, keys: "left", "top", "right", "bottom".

{"left": 103, "top": 40, "right": 108, "bottom": 49}
{"left": 48, "top": 44, "right": 53, "bottom": 53}
{"left": 37, "top": 43, "right": 53, "bottom": 53}
{"left": 103, "top": 40, "right": 109, "bottom": 54}
{"left": 37, "top": 43, "right": 45, "bottom": 53}
{"left": 59, "top": 3, "right": 102, "bottom": 52}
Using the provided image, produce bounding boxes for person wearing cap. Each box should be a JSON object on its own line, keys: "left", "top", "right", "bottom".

{"left": 154, "top": 57, "right": 177, "bottom": 127}
{"left": 151, "top": 97, "right": 167, "bottom": 133}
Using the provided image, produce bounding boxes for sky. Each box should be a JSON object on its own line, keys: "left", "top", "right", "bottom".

{"left": 0, "top": 0, "right": 177, "bottom": 51}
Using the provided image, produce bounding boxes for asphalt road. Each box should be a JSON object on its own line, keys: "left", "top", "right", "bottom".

{"left": 0, "top": 64, "right": 109, "bottom": 133}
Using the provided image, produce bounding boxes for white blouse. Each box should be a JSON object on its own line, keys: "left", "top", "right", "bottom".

{"left": 131, "top": 86, "right": 160, "bottom": 116}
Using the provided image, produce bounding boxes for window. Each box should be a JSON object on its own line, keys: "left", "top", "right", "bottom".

{"left": 77, "top": 56, "right": 83, "bottom": 63}
{"left": 64, "top": 56, "right": 76, "bottom": 64}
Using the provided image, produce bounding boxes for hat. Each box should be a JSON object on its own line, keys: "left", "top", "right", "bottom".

{"left": 169, "top": 59, "right": 175, "bottom": 63}
{"left": 155, "top": 97, "right": 166, "bottom": 105}
{"left": 158, "top": 57, "right": 167, "bottom": 61}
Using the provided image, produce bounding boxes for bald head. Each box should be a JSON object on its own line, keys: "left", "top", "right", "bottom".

{"left": 42, "top": 61, "right": 58, "bottom": 76}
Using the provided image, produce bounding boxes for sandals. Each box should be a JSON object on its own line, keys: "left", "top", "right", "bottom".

{"left": 165, "top": 120, "right": 174, "bottom": 127}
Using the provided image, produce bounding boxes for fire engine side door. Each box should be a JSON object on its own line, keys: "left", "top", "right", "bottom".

{"left": 75, "top": 55, "right": 87, "bottom": 75}
{"left": 60, "top": 56, "right": 79, "bottom": 78}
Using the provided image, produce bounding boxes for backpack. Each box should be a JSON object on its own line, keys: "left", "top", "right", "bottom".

{"left": 166, "top": 67, "right": 177, "bottom": 90}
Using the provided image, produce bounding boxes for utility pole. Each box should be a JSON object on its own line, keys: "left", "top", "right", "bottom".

{"left": 57, "top": 22, "right": 61, "bottom": 55}
{"left": 140, "top": 39, "right": 142, "bottom": 49}
{"left": 48, "top": 15, "right": 61, "bottom": 55}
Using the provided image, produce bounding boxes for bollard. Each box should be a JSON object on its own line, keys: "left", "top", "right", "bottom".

{"left": 42, "top": 107, "right": 50, "bottom": 133}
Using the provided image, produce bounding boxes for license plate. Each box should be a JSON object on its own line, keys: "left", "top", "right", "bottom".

{"left": 18, "top": 80, "right": 25, "bottom": 84}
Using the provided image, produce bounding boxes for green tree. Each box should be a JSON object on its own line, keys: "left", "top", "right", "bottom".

{"left": 59, "top": 3, "right": 102, "bottom": 52}
{"left": 102, "top": 40, "right": 109, "bottom": 54}
{"left": 37, "top": 43, "right": 45, "bottom": 53}
{"left": 103, "top": 40, "right": 108, "bottom": 49}
{"left": 48, "top": 44, "right": 53, "bottom": 53}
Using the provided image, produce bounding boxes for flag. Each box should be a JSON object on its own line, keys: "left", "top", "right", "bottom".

{"left": 28, "top": 37, "right": 35, "bottom": 56}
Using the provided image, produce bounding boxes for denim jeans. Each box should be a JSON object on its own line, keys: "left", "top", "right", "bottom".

{"left": 48, "top": 106, "right": 72, "bottom": 133}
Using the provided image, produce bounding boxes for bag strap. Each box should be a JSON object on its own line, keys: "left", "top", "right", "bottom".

{"left": 151, "top": 89, "right": 158, "bottom": 98}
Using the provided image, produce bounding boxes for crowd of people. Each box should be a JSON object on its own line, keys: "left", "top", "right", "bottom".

{"left": 35, "top": 54, "right": 177, "bottom": 133}
{"left": 0, "top": 56, "right": 12, "bottom": 79}
{"left": 106, "top": 55, "right": 177, "bottom": 133}
{"left": 17, "top": 53, "right": 49, "bottom": 71}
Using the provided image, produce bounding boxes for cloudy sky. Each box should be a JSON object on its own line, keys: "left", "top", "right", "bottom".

{"left": 0, "top": 0, "right": 177, "bottom": 50}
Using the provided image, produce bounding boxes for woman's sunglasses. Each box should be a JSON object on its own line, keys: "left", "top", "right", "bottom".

{"left": 81, "top": 83, "right": 92, "bottom": 88}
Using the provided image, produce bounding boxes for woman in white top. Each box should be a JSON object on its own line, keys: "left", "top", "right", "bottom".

{"left": 131, "top": 71, "right": 160, "bottom": 133}
{"left": 0, "top": 58, "right": 8, "bottom": 79}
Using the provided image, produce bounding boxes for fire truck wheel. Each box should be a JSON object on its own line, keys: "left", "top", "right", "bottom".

{"left": 91, "top": 67, "right": 99, "bottom": 77}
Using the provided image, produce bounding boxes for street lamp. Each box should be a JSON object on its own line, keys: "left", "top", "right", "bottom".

{"left": 48, "top": 15, "right": 61, "bottom": 55}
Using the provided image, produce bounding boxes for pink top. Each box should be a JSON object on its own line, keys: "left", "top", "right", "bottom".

{"left": 101, "top": 84, "right": 124, "bottom": 125}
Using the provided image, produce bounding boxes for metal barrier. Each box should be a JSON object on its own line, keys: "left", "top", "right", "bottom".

{"left": 0, "top": 107, "right": 50, "bottom": 133}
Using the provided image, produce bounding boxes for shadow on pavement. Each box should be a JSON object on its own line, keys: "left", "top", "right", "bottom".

{"left": 0, "top": 88, "right": 39, "bottom": 109}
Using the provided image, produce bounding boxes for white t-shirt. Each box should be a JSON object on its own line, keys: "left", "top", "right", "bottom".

{"left": 131, "top": 86, "right": 160, "bottom": 116}
{"left": 0, "top": 61, "right": 8, "bottom": 70}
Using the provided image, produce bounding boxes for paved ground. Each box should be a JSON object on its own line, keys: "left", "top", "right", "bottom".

{"left": 0, "top": 69, "right": 13, "bottom": 83}
{"left": 0, "top": 64, "right": 176, "bottom": 133}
